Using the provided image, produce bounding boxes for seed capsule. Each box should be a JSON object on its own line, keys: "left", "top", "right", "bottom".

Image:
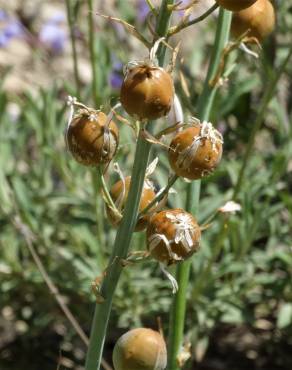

{"left": 106, "top": 176, "right": 156, "bottom": 231}
{"left": 120, "top": 64, "right": 174, "bottom": 121}
{"left": 66, "top": 110, "right": 119, "bottom": 166}
{"left": 231, "top": 0, "right": 275, "bottom": 41}
{"left": 146, "top": 209, "right": 201, "bottom": 265}
{"left": 168, "top": 121, "right": 223, "bottom": 180}
{"left": 217, "top": 0, "right": 258, "bottom": 11}
{"left": 113, "top": 328, "right": 167, "bottom": 370}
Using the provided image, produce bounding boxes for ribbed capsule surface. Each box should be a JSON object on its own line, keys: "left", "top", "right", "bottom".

{"left": 217, "top": 0, "right": 258, "bottom": 11}
{"left": 67, "top": 111, "right": 119, "bottom": 166}
{"left": 106, "top": 176, "right": 156, "bottom": 231}
{"left": 113, "top": 328, "right": 167, "bottom": 370}
{"left": 168, "top": 123, "right": 223, "bottom": 180}
{"left": 146, "top": 209, "right": 201, "bottom": 265}
{"left": 120, "top": 65, "right": 174, "bottom": 121}
{"left": 231, "top": 0, "right": 275, "bottom": 41}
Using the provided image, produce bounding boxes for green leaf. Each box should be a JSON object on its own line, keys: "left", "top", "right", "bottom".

{"left": 277, "top": 303, "right": 292, "bottom": 329}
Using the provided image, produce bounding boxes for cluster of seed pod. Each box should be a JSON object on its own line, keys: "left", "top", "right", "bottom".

{"left": 65, "top": 4, "right": 276, "bottom": 366}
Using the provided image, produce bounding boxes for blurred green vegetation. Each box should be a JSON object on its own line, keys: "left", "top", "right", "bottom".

{"left": 0, "top": 1, "right": 292, "bottom": 369}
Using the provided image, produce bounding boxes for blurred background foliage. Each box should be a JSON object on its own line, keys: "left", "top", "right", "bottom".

{"left": 0, "top": 1, "right": 292, "bottom": 369}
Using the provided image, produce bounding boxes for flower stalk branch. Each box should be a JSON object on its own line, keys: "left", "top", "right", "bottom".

{"left": 168, "top": 3, "right": 219, "bottom": 37}
{"left": 139, "top": 173, "right": 178, "bottom": 217}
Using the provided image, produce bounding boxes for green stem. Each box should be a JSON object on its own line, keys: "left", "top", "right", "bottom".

{"left": 65, "top": 0, "right": 81, "bottom": 99}
{"left": 167, "top": 9, "right": 232, "bottom": 370}
{"left": 87, "top": 0, "right": 99, "bottom": 106}
{"left": 91, "top": 170, "right": 106, "bottom": 263}
{"left": 84, "top": 2, "right": 174, "bottom": 370}
{"left": 85, "top": 134, "right": 151, "bottom": 370}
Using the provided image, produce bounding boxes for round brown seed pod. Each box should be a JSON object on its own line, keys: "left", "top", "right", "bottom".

{"left": 113, "top": 328, "right": 167, "bottom": 370}
{"left": 146, "top": 209, "right": 201, "bottom": 266}
{"left": 106, "top": 176, "right": 156, "bottom": 231}
{"left": 231, "top": 0, "right": 275, "bottom": 41}
{"left": 217, "top": 0, "right": 258, "bottom": 11}
{"left": 67, "top": 110, "right": 119, "bottom": 166}
{"left": 120, "top": 64, "right": 174, "bottom": 121}
{"left": 168, "top": 122, "right": 223, "bottom": 180}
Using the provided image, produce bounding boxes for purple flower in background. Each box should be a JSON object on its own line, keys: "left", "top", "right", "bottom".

{"left": 109, "top": 61, "right": 123, "bottom": 90}
{"left": 0, "top": 10, "right": 24, "bottom": 48}
{"left": 0, "top": 9, "right": 8, "bottom": 21}
{"left": 4, "top": 21, "right": 23, "bottom": 38}
{"left": 39, "top": 11, "right": 67, "bottom": 54}
{"left": 137, "top": 0, "right": 149, "bottom": 23}
{"left": 178, "top": 0, "right": 190, "bottom": 16}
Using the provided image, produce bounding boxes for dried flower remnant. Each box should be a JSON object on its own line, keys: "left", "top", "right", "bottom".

{"left": 147, "top": 209, "right": 201, "bottom": 266}
{"left": 169, "top": 119, "right": 223, "bottom": 180}
{"left": 219, "top": 201, "right": 241, "bottom": 214}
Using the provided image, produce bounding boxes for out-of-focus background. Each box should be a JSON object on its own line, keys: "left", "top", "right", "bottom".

{"left": 0, "top": 1, "right": 291, "bottom": 369}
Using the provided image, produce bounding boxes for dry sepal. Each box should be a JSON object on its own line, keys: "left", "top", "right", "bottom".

{"left": 168, "top": 119, "right": 223, "bottom": 180}
{"left": 231, "top": 0, "right": 275, "bottom": 41}
{"left": 146, "top": 209, "right": 201, "bottom": 266}
{"left": 66, "top": 102, "right": 119, "bottom": 167}
{"left": 113, "top": 328, "right": 167, "bottom": 370}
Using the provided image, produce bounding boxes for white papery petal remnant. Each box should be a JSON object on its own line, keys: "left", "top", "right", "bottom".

{"left": 165, "top": 212, "right": 196, "bottom": 251}
{"left": 219, "top": 200, "right": 241, "bottom": 214}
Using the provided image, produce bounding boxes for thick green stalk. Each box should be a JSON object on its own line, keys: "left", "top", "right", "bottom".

{"left": 167, "top": 9, "right": 231, "bottom": 370}
{"left": 87, "top": 0, "right": 99, "bottom": 106}
{"left": 65, "top": 0, "right": 81, "bottom": 99}
{"left": 84, "top": 2, "right": 174, "bottom": 370}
